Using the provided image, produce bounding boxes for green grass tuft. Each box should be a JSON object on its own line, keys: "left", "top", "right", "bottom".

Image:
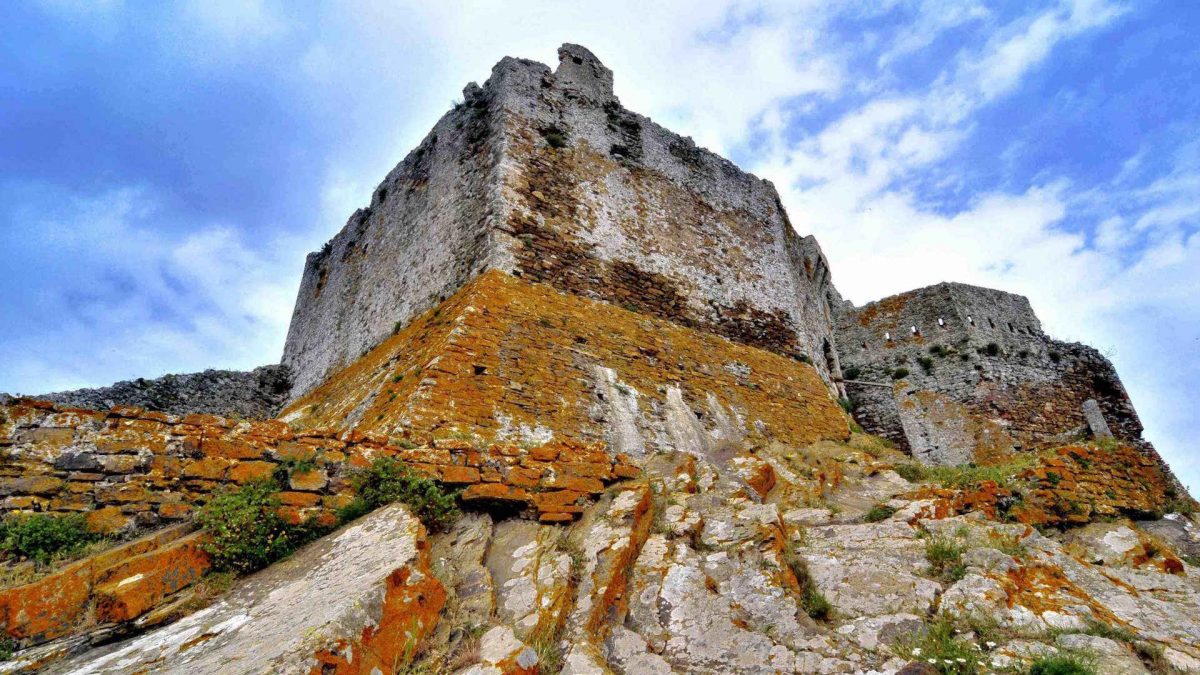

{"left": 1028, "top": 654, "right": 1096, "bottom": 675}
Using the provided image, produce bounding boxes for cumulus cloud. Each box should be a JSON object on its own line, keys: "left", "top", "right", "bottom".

{"left": 0, "top": 187, "right": 308, "bottom": 393}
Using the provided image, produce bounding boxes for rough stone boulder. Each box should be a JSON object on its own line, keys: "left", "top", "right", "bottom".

{"left": 46, "top": 503, "right": 443, "bottom": 674}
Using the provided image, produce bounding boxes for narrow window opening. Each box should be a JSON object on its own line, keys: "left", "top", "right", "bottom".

{"left": 473, "top": 365, "right": 487, "bottom": 376}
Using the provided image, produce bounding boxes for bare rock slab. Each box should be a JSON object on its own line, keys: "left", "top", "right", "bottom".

{"left": 48, "top": 503, "right": 444, "bottom": 675}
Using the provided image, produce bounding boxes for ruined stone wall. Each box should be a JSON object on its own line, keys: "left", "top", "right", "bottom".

{"left": 0, "top": 399, "right": 637, "bottom": 531}
{"left": 282, "top": 44, "right": 843, "bottom": 398}
{"left": 279, "top": 270, "right": 850, "bottom": 459}
{"left": 34, "top": 365, "right": 291, "bottom": 419}
{"left": 281, "top": 77, "right": 509, "bottom": 398}
{"left": 836, "top": 283, "right": 1150, "bottom": 462}
{"left": 492, "top": 45, "right": 841, "bottom": 382}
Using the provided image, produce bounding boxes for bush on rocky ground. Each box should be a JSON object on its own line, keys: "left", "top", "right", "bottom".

{"left": 196, "top": 480, "right": 324, "bottom": 574}
{"left": 341, "top": 456, "right": 460, "bottom": 532}
{"left": 0, "top": 512, "right": 100, "bottom": 566}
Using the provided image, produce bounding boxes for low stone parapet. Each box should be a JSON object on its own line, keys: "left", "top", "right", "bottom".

{"left": 0, "top": 399, "right": 639, "bottom": 531}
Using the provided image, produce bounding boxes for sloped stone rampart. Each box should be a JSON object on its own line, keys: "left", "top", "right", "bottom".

{"left": 0, "top": 399, "right": 637, "bottom": 530}
{"left": 280, "top": 270, "right": 850, "bottom": 453}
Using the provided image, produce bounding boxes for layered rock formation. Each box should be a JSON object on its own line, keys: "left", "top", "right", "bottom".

{"left": 1, "top": 44, "right": 1197, "bottom": 675}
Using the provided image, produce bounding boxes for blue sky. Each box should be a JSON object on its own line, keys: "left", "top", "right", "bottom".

{"left": 1, "top": 1, "right": 1197, "bottom": 492}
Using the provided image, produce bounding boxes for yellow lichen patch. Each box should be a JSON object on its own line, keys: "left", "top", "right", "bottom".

{"left": 281, "top": 271, "right": 850, "bottom": 448}
{"left": 855, "top": 291, "right": 915, "bottom": 330}
{"left": 1001, "top": 562, "right": 1125, "bottom": 628}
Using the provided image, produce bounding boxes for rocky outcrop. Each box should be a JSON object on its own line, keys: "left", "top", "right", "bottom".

{"left": 44, "top": 503, "right": 442, "bottom": 674}
{"left": 35, "top": 365, "right": 291, "bottom": 420}
{"left": 0, "top": 524, "right": 206, "bottom": 654}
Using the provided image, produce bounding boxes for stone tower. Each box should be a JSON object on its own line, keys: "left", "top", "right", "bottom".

{"left": 282, "top": 44, "right": 842, "bottom": 399}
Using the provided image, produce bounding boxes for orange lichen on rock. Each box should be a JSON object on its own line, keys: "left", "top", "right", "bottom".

{"left": 93, "top": 531, "right": 211, "bottom": 623}
{"left": 1000, "top": 562, "right": 1125, "bottom": 628}
{"left": 310, "top": 530, "right": 446, "bottom": 675}
{"left": 280, "top": 270, "right": 849, "bottom": 448}
{"left": 1012, "top": 443, "right": 1174, "bottom": 526}
{"left": 0, "top": 524, "right": 202, "bottom": 644}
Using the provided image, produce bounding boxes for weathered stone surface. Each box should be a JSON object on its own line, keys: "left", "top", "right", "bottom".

{"left": 486, "top": 519, "right": 571, "bottom": 640}
{"left": 37, "top": 365, "right": 291, "bottom": 419}
{"left": 1056, "top": 634, "right": 1149, "bottom": 675}
{"left": 800, "top": 520, "right": 942, "bottom": 617}
{"left": 47, "top": 504, "right": 443, "bottom": 675}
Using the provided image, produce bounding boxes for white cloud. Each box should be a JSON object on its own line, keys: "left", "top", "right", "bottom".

{"left": 1, "top": 187, "right": 310, "bottom": 394}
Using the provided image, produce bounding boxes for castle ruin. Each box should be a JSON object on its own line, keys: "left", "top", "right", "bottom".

{"left": 281, "top": 44, "right": 1174, "bottom": 484}
{"left": 3, "top": 44, "right": 1198, "bottom": 675}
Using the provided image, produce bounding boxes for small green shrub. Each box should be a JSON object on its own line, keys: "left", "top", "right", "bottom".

{"left": 0, "top": 635, "right": 14, "bottom": 661}
{"left": 1028, "top": 654, "right": 1096, "bottom": 675}
{"left": 984, "top": 342, "right": 1001, "bottom": 357}
{"left": 891, "top": 367, "right": 910, "bottom": 380}
{"left": 346, "top": 457, "right": 460, "bottom": 532}
{"left": 1080, "top": 619, "right": 1136, "bottom": 644}
{"left": 918, "top": 356, "right": 935, "bottom": 374}
{"left": 894, "top": 462, "right": 926, "bottom": 483}
{"left": 539, "top": 125, "right": 567, "bottom": 149}
{"left": 842, "top": 366, "right": 862, "bottom": 381}
{"left": 893, "top": 616, "right": 984, "bottom": 674}
{"left": 196, "top": 480, "right": 321, "bottom": 574}
{"left": 864, "top": 504, "right": 897, "bottom": 523}
{"left": 782, "top": 544, "right": 832, "bottom": 621}
{"left": 929, "top": 344, "right": 951, "bottom": 358}
{"left": 0, "top": 513, "right": 99, "bottom": 566}
{"left": 838, "top": 397, "right": 854, "bottom": 413}
{"left": 1049, "top": 350, "right": 1062, "bottom": 363}
{"left": 925, "top": 533, "right": 967, "bottom": 582}
{"left": 272, "top": 458, "right": 319, "bottom": 487}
